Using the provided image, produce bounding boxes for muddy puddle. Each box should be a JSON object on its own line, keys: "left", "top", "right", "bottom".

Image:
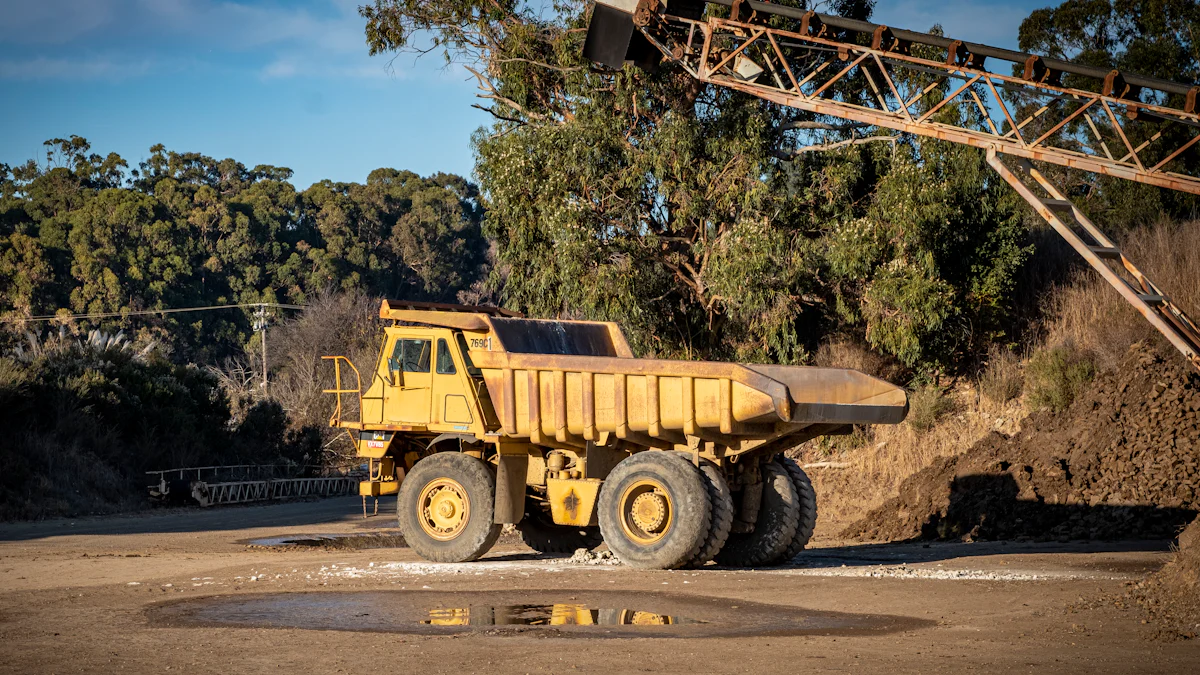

{"left": 241, "top": 533, "right": 406, "bottom": 550}
{"left": 149, "top": 590, "right": 927, "bottom": 638}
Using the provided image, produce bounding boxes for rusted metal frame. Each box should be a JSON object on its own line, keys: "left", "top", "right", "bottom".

{"left": 1149, "top": 130, "right": 1200, "bottom": 173}
{"left": 904, "top": 75, "right": 949, "bottom": 111}
{"left": 762, "top": 49, "right": 788, "bottom": 91}
{"left": 1003, "top": 93, "right": 1069, "bottom": 139}
{"left": 1025, "top": 164, "right": 1117, "bottom": 248}
{"left": 1028, "top": 96, "right": 1098, "bottom": 149}
{"left": 710, "top": 74, "right": 1200, "bottom": 194}
{"left": 860, "top": 62, "right": 892, "bottom": 114}
{"left": 985, "top": 76, "right": 1026, "bottom": 147}
{"left": 1082, "top": 110, "right": 1115, "bottom": 161}
{"left": 793, "top": 60, "right": 834, "bottom": 92}
{"left": 968, "top": 87, "right": 1000, "bottom": 136}
{"left": 1120, "top": 129, "right": 1165, "bottom": 164}
{"left": 872, "top": 53, "right": 913, "bottom": 122}
{"left": 810, "top": 51, "right": 871, "bottom": 99}
{"left": 765, "top": 31, "right": 800, "bottom": 93}
{"left": 915, "top": 72, "right": 982, "bottom": 124}
{"left": 703, "top": 18, "right": 1200, "bottom": 124}
{"left": 1102, "top": 99, "right": 1145, "bottom": 171}
{"left": 991, "top": 151, "right": 1200, "bottom": 371}
{"left": 708, "top": 28, "right": 766, "bottom": 75}
{"left": 698, "top": 21, "right": 714, "bottom": 79}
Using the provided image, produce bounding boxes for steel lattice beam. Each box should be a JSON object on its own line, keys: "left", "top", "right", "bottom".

{"left": 648, "top": 16, "right": 1200, "bottom": 195}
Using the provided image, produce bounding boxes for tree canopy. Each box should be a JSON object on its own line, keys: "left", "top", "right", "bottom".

{"left": 360, "top": 0, "right": 1030, "bottom": 369}
{"left": 0, "top": 137, "right": 489, "bottom": 361}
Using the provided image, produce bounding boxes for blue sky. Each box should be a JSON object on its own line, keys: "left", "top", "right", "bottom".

{"left": 0, "top": 0, "right": 1050, "bottom": 190}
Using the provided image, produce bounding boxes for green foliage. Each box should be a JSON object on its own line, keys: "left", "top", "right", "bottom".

{"left": 1025, "top": 344, "right": 1096, "bottom": 412}
{"left": 1015, "top": 0, "right": 1200, "bottom": 228}
{"left": 364, "top": 1, "right": 1031, "bottom": 371}
{"left": 0, "top": 137, "right": 489, "bottom": 362}
{"left": 0, "top": 332, "right": 250, "bottom": 518}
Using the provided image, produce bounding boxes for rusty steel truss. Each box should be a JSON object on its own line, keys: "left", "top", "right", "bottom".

{"left": 588, "top": 1, "right": 1200, "bottom": 371}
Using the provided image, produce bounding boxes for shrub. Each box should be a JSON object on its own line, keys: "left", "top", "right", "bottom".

{"left": 907, "top": 383, "right": 956, "bottom": 432}
{"left": 1025, "top": 343, "right": 1095, "bottom": 412}
{"left": 979, "top": 348, "right": 1023, "bottom": 406}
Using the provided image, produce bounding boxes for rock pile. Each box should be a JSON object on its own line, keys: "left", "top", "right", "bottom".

{"left": 844, "top": 344, "right": 1199, "bottom": 542}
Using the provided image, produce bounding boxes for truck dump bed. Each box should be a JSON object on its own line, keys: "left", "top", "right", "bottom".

{"left": 382, "top": 301, "right": 907, "bottom": 454}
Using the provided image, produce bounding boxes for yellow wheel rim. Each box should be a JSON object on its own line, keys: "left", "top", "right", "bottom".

{"left": 621, "top": 610, "right": 673, "bottom": 625}
{"left": 417, "top": 478, "right": 470, "bottom": 541}
{"left": 619, "top": 479, "right": 673, "bottom": 545}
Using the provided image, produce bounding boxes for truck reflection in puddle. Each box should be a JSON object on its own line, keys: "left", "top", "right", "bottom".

{"left": 422, "top": 604, "right": 702, "bottom": 626}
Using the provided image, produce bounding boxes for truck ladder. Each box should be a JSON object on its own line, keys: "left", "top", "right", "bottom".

{"left": 987, "top": 149, "right": 1200, "bottom": 371}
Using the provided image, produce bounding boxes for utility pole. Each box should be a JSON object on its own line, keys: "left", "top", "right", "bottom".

{"left": 253, "top": 303, "right": 269, "bottom": 394}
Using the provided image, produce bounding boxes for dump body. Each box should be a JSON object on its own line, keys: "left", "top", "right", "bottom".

{"left": 328, "top": 301, "right": 907, "bottom": 460}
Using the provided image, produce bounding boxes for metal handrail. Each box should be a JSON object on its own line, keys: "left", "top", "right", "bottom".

{"left": 322, "top": 355, "right": 363, "bottom": 427}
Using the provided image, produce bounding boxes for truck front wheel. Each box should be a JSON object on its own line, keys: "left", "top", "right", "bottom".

{"left": 397, "top": 452, "right": 502, "bottom": 563}
{"left": 597, "top": 451, "right": 711, "bottom": 569}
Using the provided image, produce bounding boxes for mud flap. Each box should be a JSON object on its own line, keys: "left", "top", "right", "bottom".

{"left": 494, "top": 452, "right": 529, "bottom": 524}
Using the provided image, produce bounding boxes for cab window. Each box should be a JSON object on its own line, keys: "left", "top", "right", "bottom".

{"left": 454, "top": 333, "right": 483, "bottom": 377}
{"left": 389, "top": 338, "right": 430, "bottom": 373}
{"left": 435, "top": 339, "right": 456, "bottom": 375}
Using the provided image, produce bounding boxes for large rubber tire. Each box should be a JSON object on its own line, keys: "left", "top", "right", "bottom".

{"left": 678, "top": 455, "right": 733, "bottom": 568}
{"left": 597, "top": 451, "right": 711, "bottom": 570}
{"left": 778, "top": 456, "right": 818, "bottom": 564}
{"left": 396, "top": 452, "right": 502, "bottom": 563}
{"left": 515, "top": 497, "right": 604, "bottom": 554}
{"left": 715, "top": 459, "right": 800, "bottom": 567}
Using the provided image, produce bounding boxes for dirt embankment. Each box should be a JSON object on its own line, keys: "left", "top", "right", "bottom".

{"left": 844, "top": 344, "right": 1200, "bottom": 543}
{"left": 1132, "top": 516, "right": 1200, "bottom": 640}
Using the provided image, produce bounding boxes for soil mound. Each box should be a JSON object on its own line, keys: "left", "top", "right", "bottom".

{"left": 1132, "top": 516, "right": 1200, "bottom": 640}
{"left": 844, "top": 344, "right": 1200, "bottom": 542}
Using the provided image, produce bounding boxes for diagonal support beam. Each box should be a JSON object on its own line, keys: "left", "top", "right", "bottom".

{"left": 987, "top": 149, "right": 1200, "bottom": 373}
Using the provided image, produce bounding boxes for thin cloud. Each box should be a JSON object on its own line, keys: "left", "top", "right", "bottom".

{"left": 0, "top": 56, "right": 152, "bottom": 81}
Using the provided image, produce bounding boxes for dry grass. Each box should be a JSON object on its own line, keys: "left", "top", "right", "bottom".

{"left": 1043, "top": 219, "right": 1200, "bottom": 371}
{"left": 792, "top": 385, "right": 1026, "bottom": 538}
{"left": 978, "top": 347, "right": 1023, "bottom": 406}
{"left": 798, "top": 221, "right": 1198, "bottom": 539}
{"left": 813, "top": 338, "right": 905, "bottom": 381}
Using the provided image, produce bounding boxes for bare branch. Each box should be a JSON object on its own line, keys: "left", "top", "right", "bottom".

{"left": 774, "top": 135, "right": 899, "bottom": 159}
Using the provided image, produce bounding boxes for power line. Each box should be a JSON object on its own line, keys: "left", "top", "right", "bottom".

{"left": 1, "top": 302, "right": 307, "bottom": 324}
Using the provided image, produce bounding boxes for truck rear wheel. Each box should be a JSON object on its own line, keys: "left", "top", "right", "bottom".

{"left": 778, "top": 456, "right": 818, "bottom": 562}
{"left": 715, "top": 459, "right": 800, "bottom": 567}
{"left": 516, "top": 497, "right": 604, "bottom": 554}
{"left": 597, "top": 451, "right": 711, "bottom": 570}
{"left": 681, "top": 456, "right": 733, "bottom": 568}
{"left": 397, "top": 452, "right": 502, "bottom": 563}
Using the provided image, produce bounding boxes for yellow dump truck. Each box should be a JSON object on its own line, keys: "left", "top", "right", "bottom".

{"left": 325, "top": 300, "right": 907, "bottom": 569}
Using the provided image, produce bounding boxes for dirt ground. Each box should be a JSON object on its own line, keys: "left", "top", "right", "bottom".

{"left": 1, "top": 497, "right": 1197, "bottom": 674}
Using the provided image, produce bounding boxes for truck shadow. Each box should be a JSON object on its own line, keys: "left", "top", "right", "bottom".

{"left": 790, "top": 473, "right": 1194, "bottom": 569}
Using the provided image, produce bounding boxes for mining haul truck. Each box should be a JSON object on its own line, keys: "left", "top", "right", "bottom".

{"left": 324, "top": 300, "right": 907, "bottom": 569}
